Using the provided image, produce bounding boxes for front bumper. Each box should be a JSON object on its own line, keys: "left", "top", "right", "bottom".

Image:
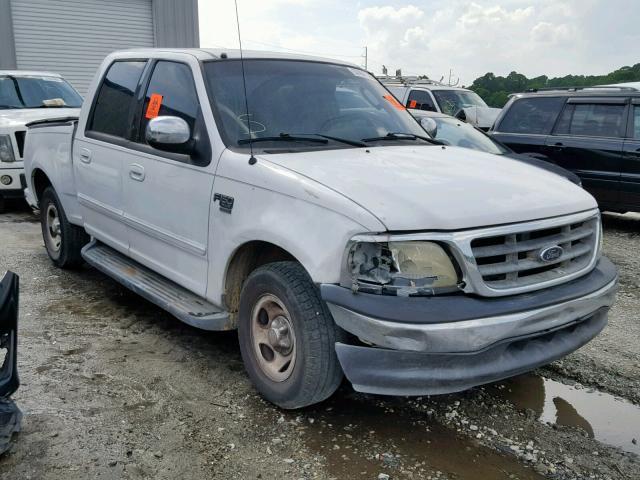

{"left": 0, "top": 168, "right": 26, "bottom": 199}
{"left": 322, "top": 258, "right": 617, "bottom": 396}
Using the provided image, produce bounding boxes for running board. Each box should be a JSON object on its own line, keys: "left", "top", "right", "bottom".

{"left": 81, "top": 241, "right": 232, "bottom": 331}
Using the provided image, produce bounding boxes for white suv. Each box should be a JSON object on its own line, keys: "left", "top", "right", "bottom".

{"left": 23, "top": 49, "right": 617, "bottom": 409}
{"left": 381, "top": 78, "right": 501, "bottom": 130}
{"left": 0, "top": 71, "right": 82, "bottom": 210}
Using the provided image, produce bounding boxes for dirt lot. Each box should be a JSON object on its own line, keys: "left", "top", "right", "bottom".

{"left": 0, "top": 203, "right": 638, "bottom": 480}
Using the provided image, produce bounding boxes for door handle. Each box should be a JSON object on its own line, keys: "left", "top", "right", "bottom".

{"left": 552, "top": 142, "right": 565, "bottom": 151}
{"left": 79, "top": 148, "right": 92, "bottom": 164}
{"left": 129, "top": 164, "right": 145, "bottom": 182}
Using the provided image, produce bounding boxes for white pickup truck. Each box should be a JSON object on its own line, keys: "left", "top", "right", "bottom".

{"left": 24, "top": 49, "right": 617, "bottom": 409}
{"left": 0, "top": 71, "right": 82, "bottom": 210}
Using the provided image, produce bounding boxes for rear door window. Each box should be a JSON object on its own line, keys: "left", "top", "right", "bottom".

{"left": 497, "top": 97, "right": 565, "bottom": 134}
{"left": 633, "top": 105, "right": 640, "bottom": 139}
{"left": 87, "top": 61, "right": 146, "bottom": 138}
{"left": 407, "top": 90, "right": 436, "bottom": 111}
{"left": 555, "top": 103, "right": 626, "bottom": 138}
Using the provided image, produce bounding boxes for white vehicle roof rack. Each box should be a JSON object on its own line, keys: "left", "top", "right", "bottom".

{"left": 376, "top": 75, "right": 448, "bottom": 87}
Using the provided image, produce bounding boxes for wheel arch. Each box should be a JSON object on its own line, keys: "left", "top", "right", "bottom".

{"left": 31, "top": 168, "right": 53, "bottom": 205}
{"left": 223, "top": 240, "right": 303, "bottom": 317}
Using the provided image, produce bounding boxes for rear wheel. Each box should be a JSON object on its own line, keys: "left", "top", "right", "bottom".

{"left": 238, "top": 261, "right": 344, "bottom": 409}
{"left": 40, "top": 187, "right": 88, "bottom": 268}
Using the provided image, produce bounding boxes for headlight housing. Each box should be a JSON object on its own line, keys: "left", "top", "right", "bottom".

{"left": 0, "top": 135, "right": 15, "bottom": 162}
{"left": 345, "top": 241, "right": 460, "bottom": 296}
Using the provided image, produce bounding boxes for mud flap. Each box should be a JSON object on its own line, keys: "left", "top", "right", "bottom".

{"left": 0, "top": 271, "right": 21, "bottom": 455}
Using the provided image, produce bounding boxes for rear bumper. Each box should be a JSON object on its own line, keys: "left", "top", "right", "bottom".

{"left": 322, "top": 258, "right": 617, "bottom": 396}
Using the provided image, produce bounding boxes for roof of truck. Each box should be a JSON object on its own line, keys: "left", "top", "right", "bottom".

{"left": 0, "top": 70, "right": 63, "bottom": 77}
{"left": 110, "top": 48, "right": 358, "bottom": 67}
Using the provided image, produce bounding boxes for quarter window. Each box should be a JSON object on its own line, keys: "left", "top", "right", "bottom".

{"left": 139, "top": 61, "right": 200, "bottom": 143}
{"left": 87, "top": 61, "right": 146, "bottom": 138}
{"left": 555, "top": 103, "right": 625, "bottom": 138}
{"left": 407, "top": 90, "right": 436, "bottom": 111}
{"left": 497, "top": 97, "right": 565, "bottom": 134}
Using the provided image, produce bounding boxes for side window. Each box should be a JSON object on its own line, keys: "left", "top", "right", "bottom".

{"left": 555, "top": 103, "right": 625, "bottom": 138}
{"left": 497, "top": 97, "right": 565, "bottom": 134}
{"left": 139, "top": 61, "right": 200, "bottom": 143}
{"left": 407, "top": 90, "right": 436, "bottom": 111}
{"left": 633, "top": 105, "right": 640, "bottom": 139}
{"left": 87, "top": 61, "right": 146, "bottom": 138}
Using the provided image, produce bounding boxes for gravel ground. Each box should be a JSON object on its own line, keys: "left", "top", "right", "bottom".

{"left": 0, "top": 204, "right": 638, "bottom": 480}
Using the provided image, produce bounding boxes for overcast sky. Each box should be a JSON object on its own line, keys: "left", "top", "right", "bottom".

{"left": 198, "top": 0, "right": 640, "bottom": 86}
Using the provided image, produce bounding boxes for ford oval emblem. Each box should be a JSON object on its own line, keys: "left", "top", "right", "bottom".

{"left": 539, "top": 245, "right": 564, "bottom": 262}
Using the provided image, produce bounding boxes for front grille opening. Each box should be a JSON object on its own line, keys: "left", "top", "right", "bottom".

{"left": 476, "top": 254, "right": 506, "bottom": 265}
{"left": 14, "top": 131, "right": 26, "bottom": 158}
{"left": 470, "top": 216, "right": 598, "bottom": 291}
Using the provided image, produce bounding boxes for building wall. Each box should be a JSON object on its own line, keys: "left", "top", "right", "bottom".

{"left": 0, "top": 0, "right": 199, "bottom": 93}
{"left": 0, "top": 0, "right": 17, "bottom": 69}
{"left": 153, "top": 0, "right": 199, "bottom": 48}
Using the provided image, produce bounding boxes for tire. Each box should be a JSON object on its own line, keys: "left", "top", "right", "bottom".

{"left": 40, "top": 186, "right": 88, "bottom": 268}
{"left": 238, "top": 261, "right": 344, "bottom": 409}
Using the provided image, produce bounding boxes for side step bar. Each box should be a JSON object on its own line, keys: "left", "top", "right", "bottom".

{"left": 81, "top": 241, "right": 232, "bottom": 331}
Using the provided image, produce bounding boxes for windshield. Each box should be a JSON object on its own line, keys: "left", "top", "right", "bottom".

{"left": 432, "top": 90, "right": 487, "bottom": 116}
{"left": 0, "top": 75, "right": 83, "bottom": 109}
{"left": 431, "top": 117, "right": 508, "bottom": 155}
{"left": 203, "top": 59, "right": 429, "bottom": 151}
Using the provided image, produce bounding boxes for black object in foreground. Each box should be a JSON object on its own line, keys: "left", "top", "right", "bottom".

{"left": 0, "top": 271, "right": 21, "bottom": 455}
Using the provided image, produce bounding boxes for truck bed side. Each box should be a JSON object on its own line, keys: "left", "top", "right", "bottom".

{"left": 23, "top": 117, "right": 83, "bottom": 226}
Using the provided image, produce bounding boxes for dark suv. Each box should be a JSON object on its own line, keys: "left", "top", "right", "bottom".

{"left": 490, "top": 87, "right": 640, "bottom": 213}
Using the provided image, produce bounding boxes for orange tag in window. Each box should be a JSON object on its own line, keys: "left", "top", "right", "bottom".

{"left": 409, "top": 100, "right": 418, "bottom": 108}
{"left": 383, "top": 94, "right": 406, "bottom": 111}
{"left": 145, "top": 93, "right": 163, "bottom": 119}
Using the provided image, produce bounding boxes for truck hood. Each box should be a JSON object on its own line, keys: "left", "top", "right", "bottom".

{"left": 0, "top": 108, "right": 80, "bottom": 129}
{"left": 260, "top": 145, "right": 597, "bottom": 231}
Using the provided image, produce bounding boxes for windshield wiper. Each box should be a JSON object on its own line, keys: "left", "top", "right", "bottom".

{"left": 0, "top": 105, "right": 21, "bottom": 109}
{"left": 238, "top": 133, "right": 328, "bottom": 145}
{"left": 362, "top": 132, "right": 439, "bottom": 145}
{"left": 289, "top": 133, "right": 367, "bottom": 148}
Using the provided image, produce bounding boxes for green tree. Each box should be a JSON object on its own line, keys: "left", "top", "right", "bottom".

{"left": 469, "top": 63, "right": 640, "bottom": 108}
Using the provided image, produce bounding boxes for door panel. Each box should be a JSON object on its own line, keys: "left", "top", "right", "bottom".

{"left": 75, "top": 60, "right": 147, "bottom": 252}
{"left": 123, "top": 156, "right": 214, "bottom": 296}
{"left": 123, "top": 60, "right": 213, "bottom": 296}
{"left": 544, "top": 136, "right": 623, "bottom": 206}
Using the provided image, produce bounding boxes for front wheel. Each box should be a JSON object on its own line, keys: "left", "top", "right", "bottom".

{"left": 40, "top": 187, "right": 88, "bottom": 268}
{"left": 238, "top": 261, "right": 344, "bottom": 409}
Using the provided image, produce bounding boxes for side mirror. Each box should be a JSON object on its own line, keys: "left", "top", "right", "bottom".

{"left": 145, "top": 116, "right": 193, "bottom": 155}
{"left": 420, "top": 117, "right": 438, "bottom": 138}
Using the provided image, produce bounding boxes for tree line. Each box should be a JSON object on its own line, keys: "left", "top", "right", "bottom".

{"left": 468, "top": 63, "right": 640, "bottom": 108}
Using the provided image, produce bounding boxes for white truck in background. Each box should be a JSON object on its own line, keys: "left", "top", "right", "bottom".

{"left": 380, "top": 77, "right": 501, "bottom": 130}
{"left": 0, "top": 71, "right": 82, "bottom": 211}
{"left": 23, "top": 49, "right": 617, "bottom": 409}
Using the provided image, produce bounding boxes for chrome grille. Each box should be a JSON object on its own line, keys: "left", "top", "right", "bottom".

{"left": 471, "top": 216, "right": 599, "bottom": 290}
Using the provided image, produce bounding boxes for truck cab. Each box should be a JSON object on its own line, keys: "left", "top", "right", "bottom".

{"left": 0, "top": 71, "right": 81, "bottom": 210}
{"left": 24, "top": 49, "right": 617, "bottom": 409}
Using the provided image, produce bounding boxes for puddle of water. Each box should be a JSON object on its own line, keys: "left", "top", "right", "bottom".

{"left": 493, "top": 374, "right": 640, "bottom": 455}
{"left": 300, "top": 393, "right": 544, "bottom": 480}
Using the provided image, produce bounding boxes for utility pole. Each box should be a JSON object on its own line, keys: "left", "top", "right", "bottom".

{"left": 363, "top": 46, "right": 368, "bottom": 71}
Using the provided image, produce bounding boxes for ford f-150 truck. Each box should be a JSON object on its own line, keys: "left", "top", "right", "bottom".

{"left": 23, "top": 49, "right": 617, "bottom": 409}
{"left": 0, "top": 71, "right": 82, "bottom": 211}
